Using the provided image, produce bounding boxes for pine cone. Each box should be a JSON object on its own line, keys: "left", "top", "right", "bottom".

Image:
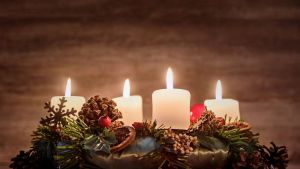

{"left": 110, "top": 120, "right": 124, "bottom": 129}
{"left": 232, "top": 150, "right": 267, "bottom": 169}
{"left": 201, "top": 110, "right": 216, "bottom": 122}
{"left": 189, "top": 111, "right": 219, "bottom": 136}
{"left": 10, "top": 150, "right": 40, "bottom": 169}
{"left": 78, "top": 95, "right": 122, "bottom": 128}
{"left": 261, "top": 142, "right": 289, "bottom": 169}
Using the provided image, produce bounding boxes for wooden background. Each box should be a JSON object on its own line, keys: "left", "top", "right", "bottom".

{"left": 0, "top": 0, "right": 300, "bottom": 168}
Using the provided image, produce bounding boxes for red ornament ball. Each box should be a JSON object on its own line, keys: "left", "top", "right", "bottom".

{"left": 190, "top": 103, "right": 206, "bottom": 123}
{"left": 98, "top": 115, "right": 112, "bottom": 128}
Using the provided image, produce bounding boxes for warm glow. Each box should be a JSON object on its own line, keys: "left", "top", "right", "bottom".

{"left": 166, "top": 67, "right": 173, "bottom": 89}
{"left": 65, "top": 78, "right": 71, "bottom": 97}
{"left": 123, "top": 79, "right": 130, "bottom": 98}
{"left": 215, "top": 80, "right": 222, "bottom": 100}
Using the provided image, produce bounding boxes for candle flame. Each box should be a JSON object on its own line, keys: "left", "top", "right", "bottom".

{"left": 216, "top": 80, "right": 222, "bottom": 100}
{"left": 65, "top": 78, "right": 71, "bottom": 97}
{"left": 123, "top": 79, "right": 130, "bottom": 98}
{"left": 166, "top": 67, "right": 173, "bottom": 89}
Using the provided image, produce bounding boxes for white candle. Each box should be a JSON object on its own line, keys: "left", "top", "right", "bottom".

{"left": 204, "top": 80, "right": 240, "bottom": 122}
{"left": 51, "top": 78, "right": 85, "bottom": 117}
{"left": 152, "top": 68, "right": 191, "bottom": 129}
{"left": 113, "top": 79, "right": 143, "bottom": 126}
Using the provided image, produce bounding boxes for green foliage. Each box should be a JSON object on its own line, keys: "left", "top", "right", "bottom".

{"left": 101, "top": 128, "right": 117, "bottom": 145}
{"left": 28, "top": 97, "right": 78, "bottom": 169}
{"left": 218, "top": 123, "right": 266, "bottom": 169}
{"left": 133, "top": 120, "right": 164, "bottom": 139}
{"left": 83, "top": 135, "right": 110, "bottom": 154}
{"left": 11, "top": 98, "right": 289, "bottom": 169}
{"left": 32, "top": 125, "right": 61, "bottom": 144}
{"left": 56, "top": 118, "right": 93, "bottom": 168}
{"left": 62, "top": 118, "right": 90, "bottom": 140}
{"left": 10, "top": 98, "right": 82, "bottom": 169}
{"left": 56, "top": 118, "right": 117, "bottom": 169}
{"left": 10, "top": 126, "right": 60, "bottom": 169}
{"left": 219, "top": 126, "right": 259, "bottom": 153}
{"left": 56, "top": 142, "right": 99, "bottom": 169}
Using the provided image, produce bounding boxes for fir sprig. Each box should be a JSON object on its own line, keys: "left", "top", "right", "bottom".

{"left": 31, "top": 125, "right": 61, "bottom": 144}
{"left": 133, "top": 120, "right": 165, "bottom": 139}
{"left": 56, "top": 118, "right": 93, "bottom": 168}
{"left": 56, "top": 118, "right": 117, "bottom": 169}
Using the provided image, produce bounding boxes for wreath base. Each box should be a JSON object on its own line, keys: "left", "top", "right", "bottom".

{"left": 87, "top": 137, "right": 228, "bottom": 169}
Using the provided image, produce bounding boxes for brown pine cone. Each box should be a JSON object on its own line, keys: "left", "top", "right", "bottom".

{"left": 261, "top": 142, "right": 289, "bottom": 169}
{"left": 10, "top": 150, "right": 41, "bottom": 169}
{"left": 110, "top": 120, "right": 124, "bottom": 129}
{"left": 78, "top": 95, "right": 122, "bottom": 128}
{"left": 189, "top": 111, "right": 219, "bottom": 136}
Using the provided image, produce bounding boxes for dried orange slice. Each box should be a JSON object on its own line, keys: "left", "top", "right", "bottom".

{"left": 228, "top": 121, "right": 251, "bottom": 132}
{"left": 111, "top": 126, "right": 136, "bottom": 153}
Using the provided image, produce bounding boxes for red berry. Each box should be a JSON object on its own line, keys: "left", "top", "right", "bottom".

{"left": 98, "top": 115, "right": 112, "bottom": 128}
{"left": 190, "top": 114, "right": 197, "bottom": 123}
{"left": 190, "top": 104, "right": 206, "bottom": 123}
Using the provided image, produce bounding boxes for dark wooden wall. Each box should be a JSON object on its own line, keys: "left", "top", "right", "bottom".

{"left": 1, "top": 0, "right": 300, "bottom": 168}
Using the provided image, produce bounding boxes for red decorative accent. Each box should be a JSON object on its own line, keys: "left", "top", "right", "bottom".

{"left": 190, "top": 104, "right": 206, "bottom": 123}
{"left": 98, "top": 115, "right": 112, "bottom": 128}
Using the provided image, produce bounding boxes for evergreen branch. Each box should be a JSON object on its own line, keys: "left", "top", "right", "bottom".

{"left": 57, "top": 118, "right": 114, "bottom": 168}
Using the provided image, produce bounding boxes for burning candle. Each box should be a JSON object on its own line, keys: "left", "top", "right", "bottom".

{"left": 113, "top": 79, "right": 143, "bottom": 126}
{"left": 204, "top": 80, "right": 240, "bottom": 122}
{"left": 152, "top": 68, "right": 191, "bottom": 129}
{"left": 51, "top": 78, "right": 86, "bottom": 117}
